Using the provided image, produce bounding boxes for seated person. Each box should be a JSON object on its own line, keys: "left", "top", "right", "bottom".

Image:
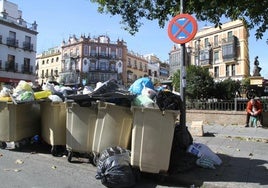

{"left": 245, "top": 98, "right": 263, "bottom": 127}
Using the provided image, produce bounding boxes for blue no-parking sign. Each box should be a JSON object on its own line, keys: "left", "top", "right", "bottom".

{"left": 168, "top": 14, "right": 198, "bottom": 44}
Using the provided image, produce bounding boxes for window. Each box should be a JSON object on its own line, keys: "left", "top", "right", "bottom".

{"left": 204, "top": 38, "right": 209, "bottom": 48}
{"left": 214, "top": 51, "right": 219, "bottom": 64}
{"left": 139, "top": 62, "right": 142, "bottom": 70}
{"left": 23, "top": 58, "right": 30, "bottom": 72}
{"left": 227, "top": 31, "right": 233, "bottom": 42}
{"left": 25, "top": 36, "right": 31, "bottom": 43}
{"left": 118, "top": 48, "right": 122, "bottom": 58}
{"left": 110, "top": 63, "right": 115, "bottom": 71}
{"left": 134, "top": 60, "right": 137, "bottom": 69}
{"left": 84, "top": 45, "right": 88, "bottom": 55}
{"left": 214, "top": 66, "right": 219, "bottom": 78}
{"left": 90, "top": 48, "right": 96, "bottom": 56}
{"left": 226, "top": 65, "right": 230, "bottom": 76}
{"left": 222, "top": 44, "right": 235, "bottom": 60}
{"left": 8, "top": 31, "right": 17, "bottom": 47}
{"left": 231, "top": 64, "right": 235, "bottom": 76}
{"left": 9, "top": 31, "right": 16, "bottom": 39}
{"left": 99, "top": 61, "right": 107, "bottom": 71}
{"left": 7, "top": 54, "right": 15, "bottom": 71}
{"left": 127, "top": 58, "right": 131, "bottom": 67}
{"left": 51, "top": 69, "right": 53, "bottom": 76}
{"left": 90, "top": 61, "right": 95, "bottom": 70}
{"left": 154, "top": 71, "right": 157, "bottom": 77}
{"left": 111, "top": 51, "right": 116, "bottom": 58}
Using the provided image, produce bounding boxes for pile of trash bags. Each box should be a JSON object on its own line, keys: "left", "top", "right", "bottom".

{"left": 0, "top": 80, "right": 79, "bottom": 103}
{"left": 0, "top": 77, "right": 223, "bottom": 188}
{"left": 0, "top": 77, "right": 183, "bottom": 112}
{"left": 95, "top": 146, "right": 138, "bottom": 188}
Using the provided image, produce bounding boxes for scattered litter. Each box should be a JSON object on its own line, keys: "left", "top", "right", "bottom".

{"left": 15, "top": 159, "right": 24, "bottom": 164}
{"left": 52, "top": 166, "right": 57, "bottom": 169}
{"left": 4, "top": 168, "right": 21, "bottom": 172}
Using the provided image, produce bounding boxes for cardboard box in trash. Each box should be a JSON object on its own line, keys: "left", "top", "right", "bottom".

{"left": 189, "top": 120, "right": 204, "bottom": 136}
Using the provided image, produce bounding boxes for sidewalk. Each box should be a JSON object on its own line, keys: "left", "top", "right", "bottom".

{"left": 165, "top": 124, "right": 268, "bottom": 188}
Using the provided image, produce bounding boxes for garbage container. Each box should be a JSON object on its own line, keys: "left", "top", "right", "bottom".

{"left": 92, "top": 101, "right": 133, "bottom": 153}
{"left": 0, "top": 101, "right": 40, "bottom": 142}
{"left": 40, "top": 101, "right": 66, "bottom": 156}
{"left": 130, "top": 106, "right": 179, "bottom": 174}
{"left": 65, "top": 101, "right": 98, "bottom": 162}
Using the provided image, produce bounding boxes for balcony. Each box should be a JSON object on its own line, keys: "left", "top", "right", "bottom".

{"left": 6, "top": 38, "right": 18, "bottom": 48}
{"left": 23, "top": 42, "right": 33, "bottom": 51}
{"left": 21, "top": 65, "right": 33, "bottom": 74}
{"left": 5, "top": 61, "right": 18, "bottom": 72}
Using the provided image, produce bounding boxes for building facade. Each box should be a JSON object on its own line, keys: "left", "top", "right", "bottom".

{"left": 0, "top": 0, "right": 38, "bottom": 87}
{"left": 35, "top": 46, "right": 61, "bottom": 85}
{"left": 169, "top": 20, "right": 250, "bottom": 81}
{"left": 36, "top": 35, "right": 169, "bottom": 88}
{"left": 125, "top": 51, "right": 148, "bottom": 86}
{"left": 60, "top": 35, "right": 127, "bottom": 87}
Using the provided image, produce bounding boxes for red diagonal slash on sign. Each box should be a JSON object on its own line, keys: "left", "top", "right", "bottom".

{"left": 174, "top": 19, "right": 191, "bottom": 38}
{"left": 168, "top": 14, "right": 198, "bottom": 44}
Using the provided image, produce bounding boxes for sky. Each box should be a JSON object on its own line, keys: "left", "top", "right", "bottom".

{"left": 10, "top": 0, "right": 268, "bottom": 78}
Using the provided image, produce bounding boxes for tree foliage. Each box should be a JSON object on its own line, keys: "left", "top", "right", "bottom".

{"left": 172, "top": 65, "right": 214, "bottom": 99}
{"left": 213, "top": 78, "right": 241, "bottom": 100}
{"left": 90, "top": 0, "right": 268, "bottom": 39}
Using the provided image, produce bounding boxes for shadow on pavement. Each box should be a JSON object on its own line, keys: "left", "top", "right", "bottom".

{"left": 155, "top": 153, "right": 268, "bottom": 187}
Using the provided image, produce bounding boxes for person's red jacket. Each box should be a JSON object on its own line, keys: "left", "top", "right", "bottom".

{"left": 246, "top": 99, "right": 262, "bottom": 115}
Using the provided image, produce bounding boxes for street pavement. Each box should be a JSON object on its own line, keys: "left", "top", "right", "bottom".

{"left": 0, "top": 124, "right": 267, "bottom": 188}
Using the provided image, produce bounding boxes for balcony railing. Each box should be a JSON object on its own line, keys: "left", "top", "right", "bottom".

{"left": 5, "top": 61, "right": 18, "bottom": 72}
{"left": 6, "top": 38, "right": 18, "bottom": 48}
{"left": 23, "top": 42, "right": 33, "bottom": 51}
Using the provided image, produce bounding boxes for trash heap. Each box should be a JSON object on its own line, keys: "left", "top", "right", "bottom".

{"left": 0, "top": 78, "right": 222, "bottom": 188}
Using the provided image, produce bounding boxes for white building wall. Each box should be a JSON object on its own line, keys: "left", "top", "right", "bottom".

{"left": 0, "top": 0, "right": 38, "bottom": 84}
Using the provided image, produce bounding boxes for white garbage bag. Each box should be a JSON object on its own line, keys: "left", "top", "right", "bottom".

{"left": 187, "top": 142, "right": 222, "bottom": 165}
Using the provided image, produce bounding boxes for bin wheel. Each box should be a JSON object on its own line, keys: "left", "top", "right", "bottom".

{"left": 51, "top": 146, "right": 57, "bottom": 156}
{"left": 67, "top": 151, "right": 73, "bottom": 162}
{"left": 89, "top": 151, "right": 99, "bottom": 166}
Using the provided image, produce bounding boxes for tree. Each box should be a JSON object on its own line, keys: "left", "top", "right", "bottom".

{"left": 172, "top": 65, "right": 214, "bottom": 99}
{"left": 90, "top": 0, "right": 268, "bottom": 39}
{"left": 213, "top": 78, "right": 241, "bottom": 100}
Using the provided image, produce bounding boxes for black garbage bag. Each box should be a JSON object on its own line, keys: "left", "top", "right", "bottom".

{"left": 168, "top": 122, "right": 197, "bottom": 174}
{"left": 156, "top": 90, "right": 182, "bottom": 112}
{"left": 95, "top": 146, "right": 136, "bottom": 188}
{"left": 66, "top": 80, "right": 136, "bottom": 107}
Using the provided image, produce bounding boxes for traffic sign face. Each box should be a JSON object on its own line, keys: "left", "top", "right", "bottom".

{"left": 168, "top": 14, "right": 198, "bottom": 44}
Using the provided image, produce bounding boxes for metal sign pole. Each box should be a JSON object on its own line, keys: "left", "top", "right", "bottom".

{"left": 180, "top": 0, "right": 186, "bottom": 126}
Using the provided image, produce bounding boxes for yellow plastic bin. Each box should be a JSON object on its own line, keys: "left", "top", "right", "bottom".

{"left": 40, "top": 101, "right": 66, "bottom": 156}
{"left": 0, "top": 101, "right": 41, "bottom": 142}
{"left": 92, "top": 101, "right": 133, "bottom": 153}
{"left": 65, "top": 101, "right": 98, "bottom": 162}
{"left": 130, "top": 106, "right": 179, "bottom": 174}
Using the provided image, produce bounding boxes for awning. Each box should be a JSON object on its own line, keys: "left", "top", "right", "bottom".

{"left": 0, "top": 77, "right": 31, "bottom": 83}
